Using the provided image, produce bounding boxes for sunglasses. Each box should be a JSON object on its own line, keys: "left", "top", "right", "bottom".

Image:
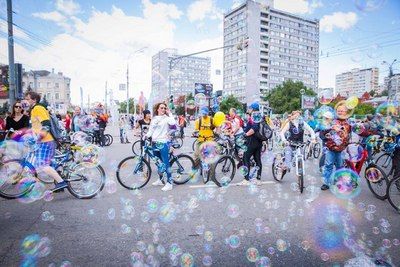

{"left": 14, "top": 106, "right": 22, "bottom": 109}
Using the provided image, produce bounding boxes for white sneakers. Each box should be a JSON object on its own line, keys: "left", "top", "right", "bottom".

{"left": 237, "top": 180, "right": 250, "bottom": 186}
{"left": 152, "top": 179, "right": 164, "bottom": 186}
{"left": 153, "top": 179, "right": 173, "bottom": 191}
{"left": 161, "top": 183, "right": 173, "bottom": 191}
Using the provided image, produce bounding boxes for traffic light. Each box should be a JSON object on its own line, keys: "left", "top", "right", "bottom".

{"left": 169, "top": 95, "right": 174, "bottom": 103}
{"left": 169, "top": 95, "right": 175, "bottom": 110}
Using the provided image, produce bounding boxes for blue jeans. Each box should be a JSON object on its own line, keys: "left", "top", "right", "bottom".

{"left": 323, "top": 150, "right": 343, "bottom": 185}
{"left": 153, "top": 142, "right": 172, "bottom": 184}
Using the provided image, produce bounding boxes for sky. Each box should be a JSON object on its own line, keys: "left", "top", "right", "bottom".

{"left": 0, "top": 0, "right": 399, "bottom": 105}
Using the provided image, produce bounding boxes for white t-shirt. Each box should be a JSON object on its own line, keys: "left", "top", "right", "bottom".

{"left": 146, "top": 114, "right": 176, "bottom": 142}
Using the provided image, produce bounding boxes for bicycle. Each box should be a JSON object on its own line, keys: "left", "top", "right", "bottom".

{"left": 272, "top": 141, "right": 306, "bottom": 193}
{"left": 0, "top": 140, "right": 106, "bottom": 199}
{"left": 116, "top": 140, "right": 195, "bottom": 190}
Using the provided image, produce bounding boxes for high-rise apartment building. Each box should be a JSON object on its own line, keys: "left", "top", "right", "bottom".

{"left": 223, "top": 0, "right": 319, "bottom": 104}
{"left": 151, "top": 49, "right": 211, "bottom": 104}
{"left": 22, "top": 69, "right": 71, "bottom": 114}
{"left": 335, "top": 68, "right": 379, "bottom": 97}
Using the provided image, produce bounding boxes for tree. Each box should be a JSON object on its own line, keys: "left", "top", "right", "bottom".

{"left": 263, "top": 80, "right": 316, "bottom": 114}
{"left": 379, "top": 89, "right": 388, "bottom": 97}
{"left": 219, "top": 95, "right": 243, "bottom": 114}
{"left": 118, "top": 98, "right": 135, "bottom": 114}
{"left": 175, "top": 106, "right": 185, "bottom": 115}
{"left": 369, "top": 90, "right": 376, "bottom": 97}
{"left": 353, "top": 103, "right": 376, "bottom": 116}
{"left": 186, "top": 92, "right": 194, "bottom": 101}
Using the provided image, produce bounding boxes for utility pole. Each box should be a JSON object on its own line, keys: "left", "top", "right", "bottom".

{"left": 7, "top": 0, "right": 16, "bottom": 108}
{"left": 126, "top": 64, "right": 130, "bottom": 114}
{"left": 105, "top": 81, "right": 108, "bottom": 112}
{"left": 80, "top": 87, "right": 83, "bottom": 109}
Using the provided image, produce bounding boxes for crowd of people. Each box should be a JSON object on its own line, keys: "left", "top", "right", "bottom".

{"left": 1, "top": 94, "right": 399, "bottom": 195}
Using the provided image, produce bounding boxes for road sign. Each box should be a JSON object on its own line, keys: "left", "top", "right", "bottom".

{"left": 195, "top": 83, "right": 213, "bottom": 97}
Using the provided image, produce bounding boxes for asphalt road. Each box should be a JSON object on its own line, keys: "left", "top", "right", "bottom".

{"left": 1, "top": 125, "right": 399, "bottom": 267}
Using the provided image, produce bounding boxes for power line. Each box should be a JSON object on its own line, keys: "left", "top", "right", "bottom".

{"left": 320, "top": 41, "right": 400, "bottom": 59}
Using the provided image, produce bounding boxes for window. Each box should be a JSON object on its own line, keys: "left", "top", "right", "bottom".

{"left": 55, "top": 93, "right": 60, "bottom": 100}
{"left": 38, "top": 82, "right": 42, "bottom": 88}
{"left": 47, "top": 82, "right": 51, "bottom": 88}
{"left": 55, "top": 83, "right": 59, "bottom": 88}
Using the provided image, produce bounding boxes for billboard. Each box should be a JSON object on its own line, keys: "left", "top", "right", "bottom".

{"left": 195, "top": 83, "right": 213, "bottom": 97}
{"left": 0, "top": 65, "right": 9, "bottom": 99}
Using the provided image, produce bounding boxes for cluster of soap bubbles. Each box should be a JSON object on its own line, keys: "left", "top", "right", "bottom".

{"left": 330, "top": 168, "right": 361, "bottom": 199}
{"left": 20, "top": 234, "right": 51, "bottom": 266}
{"left": 199, "top": 141, "right": 221, "bottom": 164}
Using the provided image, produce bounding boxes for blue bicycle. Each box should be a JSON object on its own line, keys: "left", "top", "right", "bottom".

{"left": 116, "top": 140, "right": 194, "bottom": 190}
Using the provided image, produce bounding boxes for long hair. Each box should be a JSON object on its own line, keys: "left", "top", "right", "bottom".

{"left": 153, "top": 102, "right": 166, "bottom": 116}
{"left": 11, "top": 100, "right": 22, "bottom": 119}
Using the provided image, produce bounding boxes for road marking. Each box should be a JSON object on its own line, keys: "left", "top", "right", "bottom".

{"left": 188, "top": 181, "right": 276, "bottom": 188}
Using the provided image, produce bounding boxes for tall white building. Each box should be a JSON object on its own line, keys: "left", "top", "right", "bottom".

{"left": 151, "top": 49, "right": 211, "bottom": 104}
{"left": 335, "top": 67, "right": 379, "bottom": 97}
{"left": 22, "top": 69, "right": 71, "bottom": 114}
{"left": 384, "top": 73, "right": 400, "bottom": 100}
{"left": 223, "top": 0, "right": 319, "bottom": 104}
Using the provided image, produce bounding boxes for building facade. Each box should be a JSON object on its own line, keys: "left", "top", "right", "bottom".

{"left": 22, "top": 69, "right": 71, "bottom": 114}
{"left": 223, "top": 0, "right": 319, "bottom": 104}
{"left": 384, "top": 73, "right": 400, "bottom": 100}
{"left": 151, "top": 49, "right": 211, "bottom": 104}
{"left": 335, "top": 67, "right": 379, "bottom": 97}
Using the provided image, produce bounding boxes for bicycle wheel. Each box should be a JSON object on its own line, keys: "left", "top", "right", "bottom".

{"left": 171, "top": 137, "right": 183, "bottom": 149}
{"left": 297, "top": 159, "right": 304, "bottom": 193}
{"left": 67, "top": 162, "right": 106, "bottom": 199}
{"left": 375, "top": 153, "right": 392, "bottom": 176}
{"left": 116, "top": 156, "right": 151, "bottom": 190}
{"left": 169, "top": 154, "right": 195, "bottom": 185}
{"left": 313, "top": 143, "right": 321, "bottom": 158}
{"left": 105, "top": 134, "right": 113, "bottom": 146}
{"left": 0, "top": 159, "right": 37, "bottom": 199}
{"left": 304, "top": 143, "right": 311, "bottom": 160}
{"left": 364, "top": 164, "right": 389, "bottom": 200}
{"left": 213, "top": 155, "right": 236, "bottom": 187}
{"left": 387, "top": 176, "right": 400, "bottom": 213}
{"left": 192, "top": 139, "right": 198, "bottom": 152}
{"left": 131, "top": 140, "right": 143, "bottom": 156}
{"left": 272, "top": 154, "right": 286, "bottom": 181}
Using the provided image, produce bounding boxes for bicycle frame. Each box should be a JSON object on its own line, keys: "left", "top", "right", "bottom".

{"left": 294, "top": 145, "right": 305, "bottom": 177}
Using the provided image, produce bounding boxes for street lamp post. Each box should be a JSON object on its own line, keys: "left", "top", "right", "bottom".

{"left": 126, "top": 47, "right": 147, "bottom": 115}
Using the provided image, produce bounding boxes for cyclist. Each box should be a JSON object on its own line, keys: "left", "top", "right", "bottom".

{"left": 146, "top": 102, "right": 176, "bottom": 191}
{"left": 280, "top": 110, "right": 316, "bottom": 171}
{"left": 228, "top": 108, "right": 246, "bottom": 158}
{"left": 238, "top": 102, "right": 263, "bottom": 186}
{"left": 193, "top": 107, "right": 215, "bottom": 167}
{"left": 135, "top": 109, "right": 151, "bottom": 136}
{"left": 319, "top": 102, "right": 351, "bottom": 190}
{"left": 24, "top": 91, "right": 67, "bottom": 192}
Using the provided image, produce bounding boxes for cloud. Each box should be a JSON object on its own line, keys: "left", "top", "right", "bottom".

{"left": 320, "top": 12, "right": 358, "bottom": 32}
{"left": 32, "top": 11, "right": 72, "bottom": 31}
{"left": 55, "top": 0, "right": 81, "bottom": 16}
{"left": 186, "top": 0, "right": 222, "bottom": 22}
{"left": 274, "top": 0, "right": 323, "bottom": 14}
{"left": 5, "top": 0, "right": 184, "bottom": 104}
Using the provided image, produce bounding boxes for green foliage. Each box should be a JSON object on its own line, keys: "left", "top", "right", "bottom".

{"left": 175, "top": 106, "right": 185, "bottom": 115}
{"left": 369, "top": 90, "right": 376, "bottom": 97}
{"left": 219, "top": 95, "right": 243, "bottom": 114}
{"left": 186, "top": 92, "right": 194, "bottom": 101}
{"left": 118, "top": 98, "right": 135, "bottom": 114}
{"left": 263, "top": 80, "right": 316, "bottom": 114}
{"left": 379, "top": 89, "right": 388, "bottom": 97}
{"left": 353, "top": 103, "right": 376, "bottom": 116}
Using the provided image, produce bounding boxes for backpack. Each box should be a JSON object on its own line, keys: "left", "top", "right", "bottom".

{"left": 49, "top": 113, "right": 64, "bottom": 141}
{"left": 199, "top": 117, "right": 215, "bottom": 130}
{"left": 255, "top": 120, "right": 273, "bottom": 141}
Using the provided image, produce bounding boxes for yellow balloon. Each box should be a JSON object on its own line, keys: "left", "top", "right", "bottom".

{"left": 345, "top": 96, "right": 359, "bottom": 109}
{"left": 213, "top": 111, "right": 225, "bottom": 127}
